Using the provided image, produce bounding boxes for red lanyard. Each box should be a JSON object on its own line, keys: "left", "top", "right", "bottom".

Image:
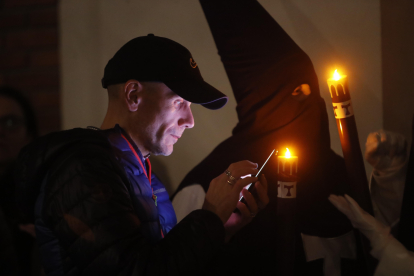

{"left": 120, "top": 134, "right": 164, "bottom": 238}
{"left": 121, "top": 134, "right": 153, "bottom": 195}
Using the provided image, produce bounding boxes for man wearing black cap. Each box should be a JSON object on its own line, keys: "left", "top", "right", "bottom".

{"left": 14, "top": 34, "right": 269, "bottom": 275}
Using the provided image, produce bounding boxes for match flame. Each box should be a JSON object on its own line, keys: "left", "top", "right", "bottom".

{"left": 285, "top": 148, "right": 291, "bottom": 158}
{"left": 333, "top": 69, "right": 341, "bottom": 81}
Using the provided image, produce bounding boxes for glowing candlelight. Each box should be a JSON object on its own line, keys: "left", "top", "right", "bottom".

{"left": 333, "top": 69, "right": 341, "bottom": 81}
{"left": 327, "top": 70, "right": 352, "bottom": 118}
{"left": 278, "top": 148, "right": 297, "bottom": 175}
{"left": 285, "top": 148, "right": 291, "bottom": 158}
{"left": 277, "top": 148, "right": 298, "bottom": 198}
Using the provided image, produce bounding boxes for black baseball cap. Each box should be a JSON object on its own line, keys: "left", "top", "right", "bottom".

{"left": 102, "top": 34, "right": 228, "bottom": 110}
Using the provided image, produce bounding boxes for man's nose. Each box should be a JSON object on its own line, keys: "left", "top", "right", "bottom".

{"left": 178, "top": 106, "right": 194, "bottom": 129}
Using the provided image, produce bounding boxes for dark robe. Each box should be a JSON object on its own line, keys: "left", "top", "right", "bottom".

{"left": 174, "top": 0, "right": 362, "bottom": 275}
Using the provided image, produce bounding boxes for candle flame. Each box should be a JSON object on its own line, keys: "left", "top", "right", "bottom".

{"left": 285, "top": 148, "right": 291, "bottom": 158}
{"left": 333, "top": 69, "right": 341, "bottom": 81}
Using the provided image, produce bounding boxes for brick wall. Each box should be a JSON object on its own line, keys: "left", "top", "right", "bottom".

{"left": 0, "top": 0, "right": 60, "bottom": 135}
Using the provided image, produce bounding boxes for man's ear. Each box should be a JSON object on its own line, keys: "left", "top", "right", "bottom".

{"left": 124, "top": 80, "right": 143, "bottom": 112}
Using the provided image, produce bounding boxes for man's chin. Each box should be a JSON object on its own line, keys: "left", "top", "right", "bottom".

{"left": 151, "top": 145, "right": 173, "bottom": 156}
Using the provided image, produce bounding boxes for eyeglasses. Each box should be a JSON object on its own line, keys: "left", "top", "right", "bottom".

{"left": 0, "top": 115, "right": 26, "bottom": 132}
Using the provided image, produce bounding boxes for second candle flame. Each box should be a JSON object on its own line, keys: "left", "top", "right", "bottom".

{"left": 285, "top": 148, "right": 291, "bottom": 158}
{"left": 333, "top": 69, "right": 341, "bottom": 81}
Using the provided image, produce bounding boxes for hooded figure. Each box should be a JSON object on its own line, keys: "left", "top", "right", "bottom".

{"left": 173, "top": 0, "right": 360, "bottom": 275}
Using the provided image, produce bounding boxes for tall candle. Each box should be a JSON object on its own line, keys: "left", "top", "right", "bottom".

{"left": 327, "top": 69, "right": 376, "bottom": 275}
{"left": 276, "top": 148, "right": 298, "bottom": 276}
{"left": 326, "top": 70, "right": 373, "bottom": 215}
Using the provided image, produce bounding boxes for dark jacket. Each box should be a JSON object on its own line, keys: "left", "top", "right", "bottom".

{"left": 15, "top": 127, "right": 225, "bottom": 275}
{"left": 104, "top": 125, "right": 176, "bottom": 243}
{"left": 1, "top": 164, "right": 36, "bottom": 276}
{"left": 0, "top": 207, "right": 18, "bottom": 276}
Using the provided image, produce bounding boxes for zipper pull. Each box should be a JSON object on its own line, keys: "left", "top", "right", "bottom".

{"left": 152, "top": 194, "right": 158, "bottom": 206}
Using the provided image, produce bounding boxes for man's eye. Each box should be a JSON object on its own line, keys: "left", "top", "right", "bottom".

{"left": 174, "top": 100, "right": 183, "bottom": 108}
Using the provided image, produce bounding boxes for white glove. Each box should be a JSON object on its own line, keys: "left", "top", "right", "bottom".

{"left": 328, "top": 194, "right": 392, "bottom": 259}
{"left": 365, "top": 130, "right": 407, "bottom": 175}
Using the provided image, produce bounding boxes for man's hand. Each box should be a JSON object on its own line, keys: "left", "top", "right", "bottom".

{"left": 203, "top": 160, "right": 261, "bottom": 226}
{"left": 365, "top": 130, "right": 407, "bottom": 174}
{"left": 328, "top": 194, "right": 391, "bottom": 259}
{"left": 224, "top": 174, "right": 268, "bottom": 242}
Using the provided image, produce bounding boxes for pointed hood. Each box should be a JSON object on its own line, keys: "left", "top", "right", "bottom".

{"left": 176, "top": 1, "right": 353, "bottom": 273}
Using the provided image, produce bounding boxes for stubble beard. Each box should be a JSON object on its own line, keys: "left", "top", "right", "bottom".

{"left": 143, "top": 125, "right": 173, "bottom": 157}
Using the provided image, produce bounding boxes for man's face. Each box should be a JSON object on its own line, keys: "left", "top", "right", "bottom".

{"left": 131, "top": 82, "right": 194, "bottom": 156}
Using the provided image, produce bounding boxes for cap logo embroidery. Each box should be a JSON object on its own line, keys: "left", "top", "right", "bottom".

{"left": 190, "top": 58, "right": 197, "bottom": 68}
